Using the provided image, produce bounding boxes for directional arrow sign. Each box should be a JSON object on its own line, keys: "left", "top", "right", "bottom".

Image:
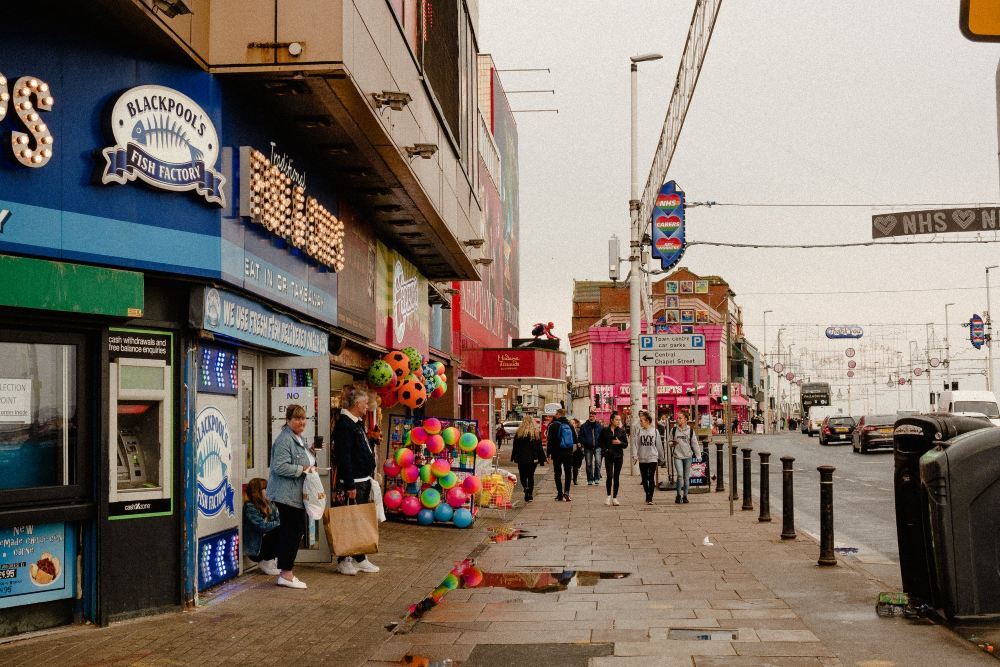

{"left": 639, "top": 349, "right": 706, "bottom": 367}
{"left": 639, "top": 334, "right": 705, "bottom": 351}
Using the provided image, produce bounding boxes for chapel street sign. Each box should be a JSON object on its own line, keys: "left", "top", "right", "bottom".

{"left": 871, "top": 206, "right": 1000, "bottom": 238}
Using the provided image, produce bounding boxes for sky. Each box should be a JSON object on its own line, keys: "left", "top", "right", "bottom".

{"left": 478, "top": 0, "right": 1000, "bottom": 413}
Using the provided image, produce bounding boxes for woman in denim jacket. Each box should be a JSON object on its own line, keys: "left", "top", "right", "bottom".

{"left": 243, "top": 477, "right": 280, "bottom": 574}
{"left": 267, "top": 404, "right": 317, "bottom": 589}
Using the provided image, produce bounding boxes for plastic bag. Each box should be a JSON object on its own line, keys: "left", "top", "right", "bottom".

{"left": 302, "top": 470, "right": 327, "bottom": 520}
{"left": 371, "top": 477, "right": 386, "bottom": 523}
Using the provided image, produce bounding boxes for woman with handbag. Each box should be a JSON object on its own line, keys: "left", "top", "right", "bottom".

{"left": 332, "top": 384, "right": 379, "bottom": 576}
{"left": 266, "top": 404, "right": 316, "bottom": 589}
{"left": 671, "top": 411, "right": 702, "bottom": 504}
{"left": 632, "top": 410, "right": 666, "bottom": 505}
{"left": 599, "top": 412, "right": 628, "bottom": 506}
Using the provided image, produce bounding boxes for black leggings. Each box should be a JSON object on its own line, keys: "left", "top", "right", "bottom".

{"left": 605, "top": 456, "right": 624, "bottom": 497}
{"left": 517, "top": 462, "right": 537, "bottom": 498}
{"left": 272, "top": 501, "right": 306, "bottom": 572}
{"left": 639, "top": 462, "right": 657, "bottom": 502}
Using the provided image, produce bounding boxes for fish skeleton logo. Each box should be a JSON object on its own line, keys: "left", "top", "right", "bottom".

{"left": 195, "top": 406, "right": 235, "bottom": 517}
{"left": 101, "top": 85, "right": 226, "bottom": 206}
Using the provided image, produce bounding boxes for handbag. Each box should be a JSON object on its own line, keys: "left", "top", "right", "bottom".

{"left": 302, "top": 470, "right": 327, "bottom": 521}
{"left": 322, "top": 498, "right": 379, "bottom": 557}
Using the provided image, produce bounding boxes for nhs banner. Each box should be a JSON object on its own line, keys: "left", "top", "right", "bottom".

{"left": 650, "top": 181, "right": 685, "bottom": 271}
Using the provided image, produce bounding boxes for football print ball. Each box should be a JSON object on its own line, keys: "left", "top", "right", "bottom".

{"left": 398, "top": 377, "right": 427, "bottom": 408}
{"left": 384, "top": 350, "right": 410, "bottom": 378}
{"left": 367, "top": 360, "right": 394, "bottom": 388}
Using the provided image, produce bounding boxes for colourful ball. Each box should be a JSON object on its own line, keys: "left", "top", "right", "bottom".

{"left": 426, "top": 434, "right": 445, "bottom": 454}
{"left": 420, "top": 487, "right": 441, "bottom": 508}
{"left": 439, "top": 472, "right": 458, "bottom": 489}
{"left": 433, "top": 503, "right": 454, "bottom": 522}
{"left": 446, "top": 487, "right": 468, "bottom": 508}
{"left": 463, "top": 567, "right": 483, "bottom": 588}
{"left": 419, "top": 464, "right": 434, "bottom": 484}
{"left": 401, "top": 465, "right": 420, "bottom": 484}
{"left": 431, "top": 458, "right": 451, "bottom": 477}
{"left": 430, "top": 586, "right": 448, "bottom": 603}
{"left": 417, "top": 508, "right": 435, "bottom": 525}
{"left": 400, "top": 495, "right": 422, "bottom": 516}
{"left": 398, "top": 377, "right": 427, "bottom": 409}
{"left": 423, "top": 417, "right": 442, "bottom": 435}
{"left": 366, "top": 360, "right": 394, "bottom": 388}
{"left": 442, "top": 427, "right": 460, "bottom": 446}
{"left": 410, "top": 427, "right": 428, "bottom": 445}
{"left": 462, "top": 475, "right": 482, "bottom": 495}
{"left": 401, "top": 347, "right": 422, "bottom": 372}
{"left": 394, "top": 447, "right": 415, "bottom": 467}
{"left": 431, "top": 383, "right": 446, "bottom": 399}
{"left": 476, "top": 439, "right": 497, "bottom": 460}
{"left": 383, "top": 350, "right": 410, "bottom": 378}
{"left": 459, "top": 432, "right": 479, "bottom": 453}
{"left": 383, "top": 459, "right": 401, "bottom": 478}
{"left": 377, "top": 386, "right": 399, "bottom": 409}
{"left": 435, "top": 362, "right": 446, "bottom": 376}
{"left": 441, "top": 573, "right": 460, "bottom": 590}
{"left": 452, "top": 507, "right": 474, "bottom": 528}
{"left": 384, "top": 488, "right": 404, "bottom": 510}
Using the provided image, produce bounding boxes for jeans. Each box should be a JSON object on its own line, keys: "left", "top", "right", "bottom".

{"left": 639, "top": 462, "right": 657, "bottom": 502}
{"left": 584, "top": 448, "right": 601, "bottom": 482}
{"left": 593, "top": 448, "right": 603, "bottom": 479}
{"left": 517, "top": 462, "right": 537, "bottom": 499}
{"left": 337, "top": 480, "right": 372, "bottom": 563}
{"left": 552, "top": 454, "right": 573, "bottom": 497}
{"left": 674, "top": 457, "right": 692, "bottom": 498}
{"left": 272, "top": 501, "right": 306, "bottom": 572}
{"left": 605, "top": 455, "right": 623, "bottom": 497}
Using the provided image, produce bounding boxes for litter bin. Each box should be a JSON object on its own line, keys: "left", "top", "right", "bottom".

{"left": 920, "top": 427, "right": 1000, "bottom": 619}
{"left": 892, "top": 414, "right": 991, "bottom": 607}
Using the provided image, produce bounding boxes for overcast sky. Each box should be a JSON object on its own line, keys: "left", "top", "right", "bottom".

{"left": 479, "top": 0, "right": 1000, "bottom": 412}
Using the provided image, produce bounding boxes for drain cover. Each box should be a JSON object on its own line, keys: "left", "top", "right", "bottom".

{"left": 667, "top": 628, "right": 739, "bottom": 641}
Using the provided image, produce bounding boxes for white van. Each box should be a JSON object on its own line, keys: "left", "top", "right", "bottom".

{"left": 937, "top": 390, "right": 1000, "bottom": 426}
{"left": 807, "top": 405, "right": 844, "bottom": 437}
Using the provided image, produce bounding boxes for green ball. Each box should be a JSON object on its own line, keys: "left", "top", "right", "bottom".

{"left": 401, "top": 346, "right": 422, "bottom": 372}
{"left": 459, "top": 432, "right": 478, "bottom": 452}
{"left": 420, "top": 487, "right": 441, "bottom": 509}
{"left": 439, "top": 471, "right": 458, "bottom": 489}
{"left": 442, "top": 573, "right": 460, "bottom": 590}
{"left": 419, "top": 464, "right": 434, "bottom": 484}
{"left": 366, "top": 360, "right": 394, "bottom": 388}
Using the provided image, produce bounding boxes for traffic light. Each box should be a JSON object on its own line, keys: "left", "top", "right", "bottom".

{"left": 721, "top": 384, "right": 729, "bottom": 402}
{"left": 961, "top": 0, "right": 1000, "bottom": 41}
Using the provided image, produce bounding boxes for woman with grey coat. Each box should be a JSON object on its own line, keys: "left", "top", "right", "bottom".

{"left": 632, "top": 410, "right": 665, "bottom": 504}
{"left": 670, "top": 411, "right": 702, "bottom": 504}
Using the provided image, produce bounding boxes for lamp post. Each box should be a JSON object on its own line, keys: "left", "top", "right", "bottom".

{"left": 987, "top": 265, "right": 998, "bottom": 391}
{"left": 945, "top": 302, "right": 955, "bottom": 387}
{"left": 763, "top": 310, "right": 773, "bottom": 433}
{"left": 628, "top": 52, "right": 662, "bottom": 446}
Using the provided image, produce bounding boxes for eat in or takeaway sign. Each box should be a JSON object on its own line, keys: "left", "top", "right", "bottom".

{"left": 872, "top": 206, "right": 1000, "bottom": 238}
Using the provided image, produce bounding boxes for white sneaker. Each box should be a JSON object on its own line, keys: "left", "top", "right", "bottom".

{"left": 336, "top": 559, "right": 359, "bottom": 576}
{"left": 612, "top": 498, "right": 621, "bottom": 506}
{"left": 605, "top": 496, "right": 612, "bottom": 506}
{"left": 258, "top": 559, "right": 280, "bottom": 576}
{"left": 353, "top": 558, "right": 380, "bottom": 573}
{"left": 276, "top": 575, "right": 307, "bottom": 589}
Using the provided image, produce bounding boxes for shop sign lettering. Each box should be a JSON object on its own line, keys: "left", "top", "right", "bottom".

{"left": 0, "top": 379, "right": 31, "bottom": 424}
{"left": 0, "top": 72, "right": 55, "bottom": 169}
{"left": 200, "top": 288, "right": 328, "bottom": 356}
{"left": 497, "top": 353, "right": 520, "bottom": 369}
{"left": 195, "top": 407, "right": 235, "bottom": 518}
{"left": 392, "top": 260, "right": 419, "bottom": 343}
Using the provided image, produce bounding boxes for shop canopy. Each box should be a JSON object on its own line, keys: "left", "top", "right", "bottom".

{"left": 458, "top": 347, "right": 566, "bottom": 386}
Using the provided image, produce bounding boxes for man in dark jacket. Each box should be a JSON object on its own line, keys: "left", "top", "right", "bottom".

{"left": 578, "top": 410, "right": 603, "bottom": 486}
{"left": 332, "top": 385, "right": 378, "bottom": 576}
{"left": 546, "top": 409, "right": 577, "bottom": 501}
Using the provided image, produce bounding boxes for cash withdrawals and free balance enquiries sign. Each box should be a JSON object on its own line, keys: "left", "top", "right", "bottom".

{"left": 650, "top": 181, "right": 686, "bottom": 271}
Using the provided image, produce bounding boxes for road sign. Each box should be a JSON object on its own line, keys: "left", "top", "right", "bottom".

{"left": 638, "top": 334, "right": 705, "bottom": 351}
{"left": 639, "top": 349, "right": 706, "bottom": 367}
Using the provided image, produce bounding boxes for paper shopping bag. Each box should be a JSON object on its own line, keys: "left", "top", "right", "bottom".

{"left": 322, "top": 501, "right": 379, "bottom": 557}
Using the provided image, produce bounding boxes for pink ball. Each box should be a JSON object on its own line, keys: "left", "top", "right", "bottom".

{"left": 446, "top": 487, "right": 468, "bottom": 509}
{"left": 401, "top": 465, "right": 420, "bottom": 484}
{"left": 401, "top": 495, "right": 422, "bottom": 516}
{"left": 383, "top": 459, "right": 401, "bottom": 478}
{"left": 410, "top": 427, "right": 428, "bottom": 445}
{"left": 384, "top": 488, "right": 404, "bottom": 510}
{"left": 431, "top": 458, "right": 451, "bottom": 477}
{"left": 462, "top": 475, "right": 482, "bottom": 495}
{"left": 423, "top": 417, "right": 442, "bottom": 435}
{"left": 426, "top": 434, "right": 446, "bottom": 454}
{"left": 476, "top": 439, "right": 497, "bottom": 460}
{"left": 394, "top": 447, "right": 415, "bottom": 467}
{"left": 463, "top": 567, "right": 483, "bottom": 588}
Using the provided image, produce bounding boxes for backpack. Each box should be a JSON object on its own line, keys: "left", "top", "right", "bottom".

{"left": 558, "top": 422, "right": 575, "bottom": 449}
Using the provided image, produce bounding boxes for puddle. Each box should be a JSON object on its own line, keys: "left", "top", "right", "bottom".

{"left": 667, "top": 628, "right": 739, "bottom": 641}
{"left": 488, "top": 526, "right": 536, "bottom": 542}
{"left": 469, "top": 570, "right": 630, "bottom": 593}
{"left": 834, "top": 547, "right": 859, "bottom": 555}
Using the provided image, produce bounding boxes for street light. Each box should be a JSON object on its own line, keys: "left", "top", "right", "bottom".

{"left": 987, "top": 265, "right": 998, "bottom": 391}
{"left": 945, "top": 302, "right": 956, "bottom": 386}
{"left": 628, "top": 52, "right": 663, "bottom": 446}
{"left": 763, "top": 310, "right": 773, "bottom": 432}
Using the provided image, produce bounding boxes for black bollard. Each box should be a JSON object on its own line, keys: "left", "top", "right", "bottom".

{"left": 741, "top": 448, "right": 753, "bottom": 510}
{"left": 818, "top": 465, "right": 837, "bottom": 566}
{"left": 715, "top": 442, "right": 725, "bottom": 492}
{"left": 758, "top": 452, "right": 771, "bottom": 522}
{"left": 780, "top": 456, "right": 796, "bottom": 540}
{"left": 729, "top": 446, "right": 739, "bottom": 501}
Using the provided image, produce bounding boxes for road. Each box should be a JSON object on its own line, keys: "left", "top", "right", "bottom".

{"left": 729, "top": 430, "right": 899, "bottom": 565}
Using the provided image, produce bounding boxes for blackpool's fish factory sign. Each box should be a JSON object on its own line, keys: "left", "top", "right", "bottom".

{"left": 100, "top": 85, "right": 226, "bottom": 206}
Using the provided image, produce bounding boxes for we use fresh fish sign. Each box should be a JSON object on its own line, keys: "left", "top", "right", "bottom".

{"left": 101, "top": 85, "right": 226, "bottom": 206}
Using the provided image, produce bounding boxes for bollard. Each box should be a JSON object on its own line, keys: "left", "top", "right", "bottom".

{"left": 715, "top": 442, "right": 725, "bottom": 492}
{"left": 741, "top": 448, "right": 753, "bottom": 511}
{"left": 817, "top": 465, "right": 837, "bottom": 566}
{"left": 758, "top": 452, "right": 771, "bottom": 522}
{"left": 780, "top": 456, "right": 796, "bottom": 540}
{"left": 729, "top": 446, "right": 739, "bottom": 501}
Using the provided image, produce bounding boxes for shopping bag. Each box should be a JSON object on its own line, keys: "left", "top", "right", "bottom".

{"left": 371, "top": 477, "right": 387, "bottom": 523}
{"left": 322, "top": 500, "right": 379, "bottom": 557}
{"left": 302, "top": 471, "right": 327, "bottom": 521}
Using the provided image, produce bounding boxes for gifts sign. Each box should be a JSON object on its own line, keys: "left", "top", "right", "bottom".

{"left": 651, "top": 181, "right": 686, "bottom": 271}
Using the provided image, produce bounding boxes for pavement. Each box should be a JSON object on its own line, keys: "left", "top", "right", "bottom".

{"left": 0, "top": 459, "right": 995, "bottom": 666}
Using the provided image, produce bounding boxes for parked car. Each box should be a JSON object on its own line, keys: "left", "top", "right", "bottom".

{"left": 819, "top": 415, "right": 855, "bottom": 445}
{"left": 807, "top": 405, "right": 845, "bottom": 437}
{"left": 936, "top": 390, "right": 1000, "bottom": 426}
{"left": 502, "top": 420, "right": 522, "bottom": 437}
{"left": 852, "top": 414, "right": 897, "bottom": 453}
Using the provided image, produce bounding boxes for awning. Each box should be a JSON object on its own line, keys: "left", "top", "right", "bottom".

{"left": 674, "top": 396, "right": 712, "bottom": 406}
{"left": 458, "top": 347, "right": 566, "bottom": 386}
{"left": 729, "top": 395, "right": 749, "bottom": 407}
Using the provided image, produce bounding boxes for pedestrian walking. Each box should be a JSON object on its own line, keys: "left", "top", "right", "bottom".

{"left": 332, "top": 385, "right": 380, "bottom": 576}
{"left": 546, "top": 408, "right": 578, "bottom": 501}
{"left": 266, "top": 404, "right": 316, "bottom": 589}
{"left": 510, "top": 416, "right": 545, "bottom": 502}
{"left": 633, "top": 410, "right": 665, "bottom": 505}
{"left": 578, "top": 410, "right": 603, "bottom": 485}
{"left": 670, "top": 411, "right": 702, "bottom": 504}
{"left": 599, "top": 412, "right": 628, "bottom": 506}
{"left": 495, "top": 422, "right": 508, "bottom": 451}
{"left": 243, "top": 477, "right": 281, "bottom": 575}
{"left": 570, "top": 418, "right": 584, "bottom": 485}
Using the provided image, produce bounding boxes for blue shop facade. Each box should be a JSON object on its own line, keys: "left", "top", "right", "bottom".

{"left": 0, "top": 12, "right": 382, "bottom": 635}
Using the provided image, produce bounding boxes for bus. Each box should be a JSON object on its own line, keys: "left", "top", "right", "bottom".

{"left": 799, "top": 382, "right": 831, "bottom": 433}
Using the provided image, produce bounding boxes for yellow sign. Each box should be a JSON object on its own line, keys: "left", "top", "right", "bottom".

{"left": 961, "top": 0, "right": 1000, "bottom": 41}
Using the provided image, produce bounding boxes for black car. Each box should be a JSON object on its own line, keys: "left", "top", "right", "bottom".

{"left": 852, "top": 414, "right": 896, "bottom": 453}
{"left": 819, "top": 415, "right": 856, "bottom": 445}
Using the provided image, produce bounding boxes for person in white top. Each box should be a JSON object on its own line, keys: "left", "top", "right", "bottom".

{"left": 670, "top": 411, "right": 702, "bottom": 504}
{"left": 633, "top": 410, "right": 666, "bottom": 505}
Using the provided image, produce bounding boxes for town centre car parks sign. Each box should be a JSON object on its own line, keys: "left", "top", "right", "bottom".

{"left": 871, "top": 206, "right": 1000, "bottom": 238}
{"left": 638, "top": 334, "right": 706, "bottom": 366}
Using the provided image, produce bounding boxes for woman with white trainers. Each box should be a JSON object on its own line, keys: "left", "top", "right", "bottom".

{"left": 599, "top": 412, "right": 628, "bottom": 505}
{"left": 332, "top": 385, "right": 380, "bottom": 576}
{"left": 243, "top": 477, "right": 281, "bottom": 575}
{"left": 266, "top": 404, "right": 316, "bottom": 589}
{"left": 670, "top": 411, "right": 701, "bottom": 504}
{"left": 633, "top": 410, "right": 665, "bottom": 505}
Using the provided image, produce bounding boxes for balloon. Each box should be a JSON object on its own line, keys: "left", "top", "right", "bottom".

{"left": 394, "top": 447, "right": 415, "bottom": 467}
{"left": 446, "top": 487, "right": 468, "bottom": 508}
{"left": 462, "top": 475, "right": 482, "bottom": 495}
{"left": 452, "top": 507, "right": 474, "bottom": 528}
{"left": 426, "top": 434, "right": 445, "bottom": 454}
{"left": 423, "top": 417, "right": 442, "bottom": 435}
{"left": 433, "top": 503, "right": 454, "bottom": 522}
{"left": 383, "top": 459, "right": 401, "bottom": 478}
{"left": 419, "top": 464, "right": 434, "bottom": 484}
{"left": 442, "top": 427, "right": 460, "bottom": 446}
{"left": 442, "top": 573, "right": 460, "bottom": 590}
{"left": 420, "top": 487, "right": 441, "bottom": 508}
{"left": 398, "top": 377, "right": 427, "bottom": 409}
{"left": 410, "top": 427, "right": 428, "bottom": 445}
{"left": 400, "top": 347, "right": 422, "bottom": 372}
{"left": 384, "top": 488, "right": 404, "bottom": 510}
{"left": 463, "top": 567, "right": 483, "bottom": 588}
{"left": 417, "top": 508, "right": 435, "bottom": 525}
{"left": 401, "top": 465, "right": 420, "bottom": 484}
{"left": 383, "top": 350, "right": 410, "bottom": 379}
{"left": 401, "top": 495, "right": 422, "bottom": 516}
{"left": 439, "top": 471, "right": 458, "bottom": 489}
{"left": 476, "top": 439, "right": 497, "bottom": 460}
{"left": 436, "top": 362, "right": 446, "bottom": 376}
{"left": 366, "top": 360, "right": 394, "bottom": 388}
{"left": 459, "top": 432, "right": 479, "bottom": 453}
{"left": 431, "top": 458, "right": 451, "bottom": 477}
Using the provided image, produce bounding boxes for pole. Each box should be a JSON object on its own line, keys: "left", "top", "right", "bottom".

{"left": 896, "top": 352, "right": 902, "bottom": 412}
{"left": 817, "top": 465, "right": 837, "bottom": 566}
{"left": 726, "top": 300, "right": 735, "bottom": 515}
{"left": 945, "top": 303, "right": 954, "bottom": 387}
{"left": 715, "top": 442, "right": 725, "bottom": 492}
{"left": 741, "top": 447, "right": 753, "bottom": 511}
{"left": 628, "top": 61, "right": 643, "bottom": 470}
{"left": 988, "top": 266, "right": 996, "bottom": 392}
{"left": 780, "top": 456, "right": 796, "bottom": 539}
{"left": 763, "top": 310, "right": 772, "bottom": 433}
{"left": 926, "top": 324, "right": 934, "bottom": 410}
{"left": 758, "top": 451, "right": 771, "bottom": 522}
